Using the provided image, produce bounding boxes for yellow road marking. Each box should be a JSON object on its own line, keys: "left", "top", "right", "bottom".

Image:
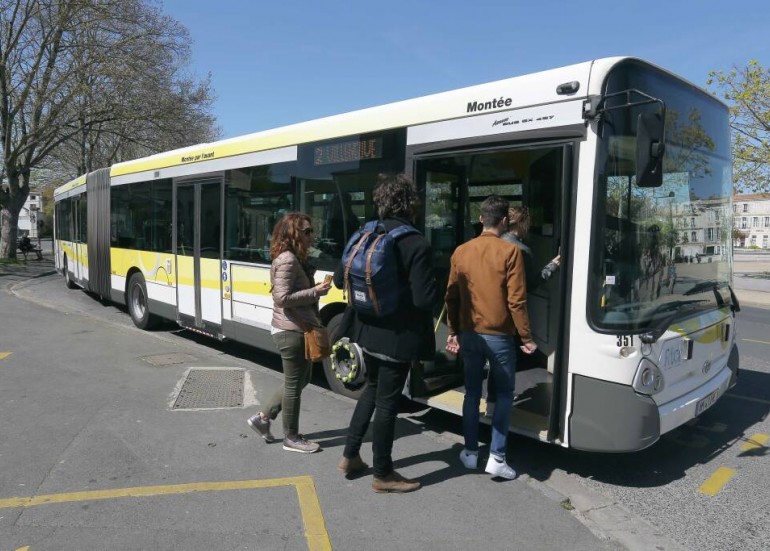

{"left": 724, "top": 393, "right": 770, "bottom": 406}
{"left": 16, "top": 547, "right": 29, "bottom": 551}
{"left": 699, "top": 467, "right": 735, "bottom": 496}
{"left": 0, "top": 352, "right": 11, "bottom": 360}
{"left": 0, "top": 477, "right": 330, "bottom": 551}
{"left": 742, "top": 338, "right": 770, "bottom": 345}
{"left": 740, "top": 433, "right": 769, "bottom": 452}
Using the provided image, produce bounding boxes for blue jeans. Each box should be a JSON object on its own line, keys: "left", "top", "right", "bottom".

{"left": 460, "top": 332, "right": 516, "bottom": 458}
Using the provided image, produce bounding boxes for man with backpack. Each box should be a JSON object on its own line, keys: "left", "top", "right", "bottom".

{"left": 333, "top": 173, "right": 437, "bottom": 493}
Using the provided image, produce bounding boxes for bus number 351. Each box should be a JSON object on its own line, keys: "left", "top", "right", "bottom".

{"left": 617, "top": 335, "right": 635, "bottom": 347}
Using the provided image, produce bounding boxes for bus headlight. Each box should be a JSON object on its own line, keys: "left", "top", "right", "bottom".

{"left": 633, "top": 358, "right": 665, "bottom": 395}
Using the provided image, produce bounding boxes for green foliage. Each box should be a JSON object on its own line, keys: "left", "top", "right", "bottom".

{"left": 708, "top": 61, "right": 770, "bottom": 193}
{"left": 0, "top": 0, "right": 218, "bottom": 259}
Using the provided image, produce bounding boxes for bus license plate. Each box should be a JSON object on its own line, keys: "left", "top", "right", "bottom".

{"left": 695, "top": 388, "right": 720, "bottom": 415}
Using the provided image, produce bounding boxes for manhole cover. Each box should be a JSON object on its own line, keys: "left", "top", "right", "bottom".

{"left": 173, "top": 369, "right": 244, "bottom": 409}
{"left": 143, "top": 353, "right": 198, "bottom": 366}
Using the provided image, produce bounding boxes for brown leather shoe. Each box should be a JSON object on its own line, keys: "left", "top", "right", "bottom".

{"left": 337, "top": 455, "right": 369, "bottom": 477}
{"left": 372, "top": 471, "right": 421, "bottom": 493}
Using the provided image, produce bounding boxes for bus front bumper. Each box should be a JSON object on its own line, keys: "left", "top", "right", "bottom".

{"left": 658, "top": 365, "right": 732, "bottom": 436}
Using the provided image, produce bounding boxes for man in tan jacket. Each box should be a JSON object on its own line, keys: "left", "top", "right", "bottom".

{"left": 445, "top": 195, "right": 536, "bottom": 480}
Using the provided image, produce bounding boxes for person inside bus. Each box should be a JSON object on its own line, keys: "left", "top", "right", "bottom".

{"left": 445, "top": 195, "right": 536, "bottom": 480}
{"left": 485, "top": 205, "right": 560, "bottom": 416}
{"left": 322, "top": 191, "right": 360, "bottom": 256}
{"left": 246, "top": 212, "right": 331, "bottom": 453}
{"left": 638, "top": 224, "right": 666, "bottom": 302}
{"left": 502, "top": 206, "right": 561, "bottom": 289}
{"left": 333, "top": 173, "right": 437, "bottom": 493}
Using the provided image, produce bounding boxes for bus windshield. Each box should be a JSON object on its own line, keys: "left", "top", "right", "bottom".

{"left": 590, "top": 61, "right": 733, "bottom": 333}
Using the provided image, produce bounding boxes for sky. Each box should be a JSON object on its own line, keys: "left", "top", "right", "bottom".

{"left": 159, "top": 0, "right": 770, "bottom": 140}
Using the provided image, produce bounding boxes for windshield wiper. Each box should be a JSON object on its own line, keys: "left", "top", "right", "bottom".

{"left": 683, "top": 280, "right": 728, "bottom": 296}
{"left": 638, "top": 299, "right": 709, "bottom": 344}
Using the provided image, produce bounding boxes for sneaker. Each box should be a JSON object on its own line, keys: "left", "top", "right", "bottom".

{"left": 372, "top": 470, "right": 421, "bottom": 493}
{"left": 337, "top": 455, "right": 369, "bottom": 477}
{"left": 485, "top": 401, "right": 495, "bottom": 418}
{"left": 459, "top": 448, "right": 478, "bottom": 469}
{"left": 485, "top": 455, "right": 517, "bottom": 480}
{"left": 247, "top": 414, "right": 275, "bottom": 443}
{"left": 282, "top": 434, "right": 321, "bottom": 454}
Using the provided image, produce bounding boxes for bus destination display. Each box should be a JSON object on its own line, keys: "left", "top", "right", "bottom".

{"left": 314, "top": 137, "right": 383, "bottom": 166}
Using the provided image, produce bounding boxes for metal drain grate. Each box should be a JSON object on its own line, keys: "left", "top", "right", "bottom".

{"left": 143, "top": 353, "right": 198, "bottom": 366}
{"left": 173, "top": 369, "right": 244, "bottom": 409}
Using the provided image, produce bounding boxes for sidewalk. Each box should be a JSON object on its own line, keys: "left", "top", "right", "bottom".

{"left": 733, "top": 258, "right": 770, "bottom": 307}
{"left": 0, "top": 237, "right": 56, "bottom": 282}
{"left": 0, "top": 255, "right": 56, "bottom": 285}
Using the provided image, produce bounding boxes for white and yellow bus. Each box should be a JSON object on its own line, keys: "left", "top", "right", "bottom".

{"left": 54, "top": 57, "right": 739, "bottom": 452}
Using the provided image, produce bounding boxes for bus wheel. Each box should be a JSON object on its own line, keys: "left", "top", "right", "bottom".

{"left": 127, "top": 272, "right": 158, "bottom": 330}
{"left": 63, "top": 256, "right": 77, "bottom": 289}
{"left": 322, "top": 313, "right": 365, "bottom": 400}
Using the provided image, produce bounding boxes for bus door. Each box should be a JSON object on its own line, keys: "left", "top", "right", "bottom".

{"left": 71, "top": 194, "right": 87, "bottom": 284}
{"left": 412, "top": 144, "right": 569, "bottom": 442}
{"left": 174, "top": 177, "right": 223, "bottom": 333}
{"left": 407, "top": 158, "right": 466, "bottom": 397}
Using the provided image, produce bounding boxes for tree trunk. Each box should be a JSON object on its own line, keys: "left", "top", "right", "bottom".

{"left": 0, "top": 173, "right": 27, "bottom": 260}
{"left": 0, "top": 203, "right": 21, "bottom": 260}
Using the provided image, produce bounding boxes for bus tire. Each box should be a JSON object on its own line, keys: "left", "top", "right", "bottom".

{"left": 63, "top": 256, "right": 77, "bottom": 289}
{"left": 322, "top": 312, "right": 365, "bottom": 400}
{"left": 127, "top": 272, "right": 159, "bottom": 330}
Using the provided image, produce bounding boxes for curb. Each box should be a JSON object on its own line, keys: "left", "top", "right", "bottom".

{"left": 541, "top": 471, "right": 688, "bottom": 551}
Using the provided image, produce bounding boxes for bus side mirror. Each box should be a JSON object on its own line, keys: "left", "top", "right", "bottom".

{"left": 636, "top": 111, "right": 665, "bottom": 188}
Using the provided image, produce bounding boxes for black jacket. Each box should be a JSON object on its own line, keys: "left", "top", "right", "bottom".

{"left": 333, "top": 217, "right": 437, "bottom": 362}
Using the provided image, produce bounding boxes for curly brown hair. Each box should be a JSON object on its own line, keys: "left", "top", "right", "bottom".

{"left": 507, "top": 205, "right": 530, "bottom": 238}
{"left": 373, "top": 173, "right": 420, "bottom": 221}
{"left": 270, "top": 212, "right": 312, "bottom": 262}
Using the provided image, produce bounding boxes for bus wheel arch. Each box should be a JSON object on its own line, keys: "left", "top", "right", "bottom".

{"left": 126, "top": 270, "right": 159, "bottom": 330}
{"left": 321, "top": 309, "right": 366, "bottom": 400}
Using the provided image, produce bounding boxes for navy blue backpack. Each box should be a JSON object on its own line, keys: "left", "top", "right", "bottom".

{"left": 342, "top": 220, "right": 419, "bottom": 317}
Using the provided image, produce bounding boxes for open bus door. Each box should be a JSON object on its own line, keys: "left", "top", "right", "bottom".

{"left": 410, "top": 144, "right": 570, "bottom": 444}
{"left": 407, "top": 159, "right": 467, "bottom": 398}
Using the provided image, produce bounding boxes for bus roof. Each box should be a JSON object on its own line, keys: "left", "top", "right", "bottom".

{"left": 54, "top": 174, "right": 86, "bottom": 197}
{"left": 55, "top": 56, "right": 717, "bottom": 195}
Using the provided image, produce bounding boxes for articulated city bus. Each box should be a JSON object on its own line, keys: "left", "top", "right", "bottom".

{"left": 54, "top": 57, "right": 739, "bottom": 452}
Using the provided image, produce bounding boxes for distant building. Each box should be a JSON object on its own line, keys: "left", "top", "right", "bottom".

{"left": 18, "top": 190, "right": 43, "bottom": 238}
{"left": 671, "top": 197, "right": 728, "bottom": 262}
{"left": 733, "top": 193, "right": 770, "bottom": 250}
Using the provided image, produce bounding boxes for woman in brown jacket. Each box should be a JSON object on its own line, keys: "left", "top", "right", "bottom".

{"left": 247, "top": 212, "right": 331, "bottom": 453}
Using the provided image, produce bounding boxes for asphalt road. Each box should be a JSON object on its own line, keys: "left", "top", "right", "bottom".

{"left": 2, "top": 261, "right": 768, "bottom": 550}
{"left": 1, "top": 273, "right": 621, "bottom": 551}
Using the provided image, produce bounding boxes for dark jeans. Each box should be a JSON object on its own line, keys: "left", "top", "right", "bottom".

{"left": 264, "top": 330, "right": 313, "bottom": 436}
{"left": 343, "top": 353, "right": 409, "bottom": 478}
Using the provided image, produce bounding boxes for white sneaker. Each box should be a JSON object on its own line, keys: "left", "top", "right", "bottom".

{"left": 459, "top": 448, "right": 478, "bottom": 469}
{"left": 485, "top": 455, "right": 517, "bottom": 480}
